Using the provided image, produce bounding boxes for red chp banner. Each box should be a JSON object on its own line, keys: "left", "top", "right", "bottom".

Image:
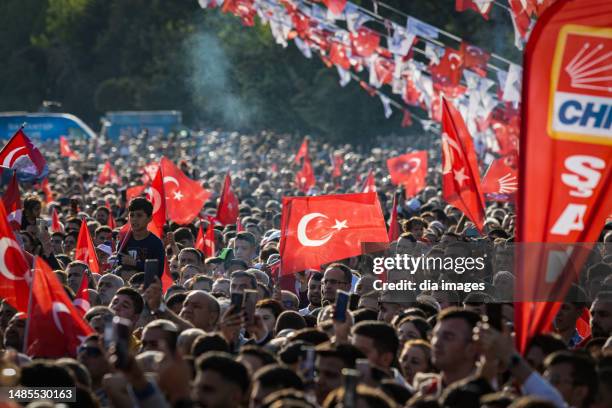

{"left": 515, "top": 0, "right": 612, "bottom": 353}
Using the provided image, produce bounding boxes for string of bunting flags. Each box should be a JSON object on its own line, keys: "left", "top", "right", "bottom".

{"left": 198, "top": 0, "right": 523, "bottom": 166}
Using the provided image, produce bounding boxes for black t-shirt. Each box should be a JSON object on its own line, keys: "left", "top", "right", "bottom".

{"left": 121, "top": 232, "right": 165, "bottom": 277}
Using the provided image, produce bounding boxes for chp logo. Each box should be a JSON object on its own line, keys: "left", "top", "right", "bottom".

{"left": 548, "top": 25, "right": 612, "bottom": 145}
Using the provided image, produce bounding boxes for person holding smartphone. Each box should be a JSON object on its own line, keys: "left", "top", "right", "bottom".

{"left": 118, "top": 198, "right": 165, "bottom": 276}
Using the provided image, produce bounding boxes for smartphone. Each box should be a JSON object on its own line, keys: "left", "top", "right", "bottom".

{"left": 243, "top": 290, "right": 258, "bottom": 326}
{"left": 349, "top": 293, "right": 360, "bottom": 311}
{"left": 342, "top": 368, "right": 359, "bottom": 408}
{"left": 486, "top": 303, "right": 503, "bottom": 331}
{"left": 356, "top": 358, "right": 370, "bottom": 382}
{"left": 230, "top": 292, "right": 244, "bottom": 314}
{"left": 37, "top": 218, "right": 47, "bottom": 231}
{"left": 334, "top": 290, "right": 350, "bottom": 322}
{"left": 144, "top": 259, "right": 159, "bottom": 289}
{"left": 112, "top": 316, "right": 131, "bottom": 370}
{"left": 299, "top": 345, "right": 316, "bottom": 383}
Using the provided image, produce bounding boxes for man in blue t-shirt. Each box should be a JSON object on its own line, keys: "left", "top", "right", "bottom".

{"left": 119, "top": 197, "right": 165, "bottom": 278}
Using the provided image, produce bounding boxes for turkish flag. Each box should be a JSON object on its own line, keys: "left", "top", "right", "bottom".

{"left": 59, "top": 136, "right": 79, "bottom": 160}
{"left": 280, "top": 192, "right": 389, "bottom": 275}
{"left": 26, "top": 257, "right": 94, "bottom": 358}
{"left": 160, "top": 157, "right": 210, "bottom": 224}
{"left": 295, "top": 138, "right": 309, "bottom": 164}
{"left": 329, "top": 42, "right": 351, "bottom": 70}
{"left": 106, "top": 201, "right": 116, "bottom": 230}
{"left": 323, "top": 0, "right": 347, "bottom": 15}
{"left": 217, "top": 172, "right": 240, "bottom": 225}
{"left": 388, "top": 193, "right": 400, "bottom": 241}
{"left": 98, "top": 161, "right": 121, "bottom": 186}
{"left": 126, "top": 185, "right": 146, "bottom": 203}
{"left": 74, "top": 274, "right": 90, "bottom": 316}
{"left": 75, "top": 219, "right": 100, "bottom": 274}
{"left": 141, "top": 162, "right": 160, "bottom": 184}
{"left": 461, "top": 42, "right": 490, "bottom": 77}
{"left": 430, "top": 47, "right": 464, "bottom": 87}
{"left": 146, "top": 167, "right": 166, "bottom": 238}
{"left": 361, "top": 170, "right": 377, "bottom": 193}
{"left": 0, "top": 129, "right": 48, "bottom": 182}
{"left": 0, "top": 200, "right": 30, "bottom": 312}
{"left": 351, "top": 27, "right": 380, "bottom": 58}
{"left": 51, "top": 207, "right": 63, "bottom": 233}
{"left": 2, "top": 172, "right": 22, "bottom": 230}
{"left": 196, "top": 221, "right": 215, "bottom": 258}
{"left": 441, "top": 97, "right": 485, "bottom": 231}
{"left": 508, "top": 0, "right": 532, "bottom": 39}
{"left": 386, "top": 151, "right": 428, "bottom": 197}
{"left": 41, "top": 178, "right": 53, "bottom": 203}
{"left": 161, "top": 258, "right": 173, "bottom": 293}
{"left": 482, "top": 158, "right": 518, "bottom": 198}
{"left": 296, "top": 155, "right": 315, "bottom": 193}
{"left": 455, "top": 0, "right": 493, "bottom": 19}
{"left": 515, "top": 0, "right": 612, "bottom": 353}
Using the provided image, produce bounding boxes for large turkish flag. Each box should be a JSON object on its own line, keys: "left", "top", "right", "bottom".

{"left": 280, "top": 192, "right": 388, "bottom": 275}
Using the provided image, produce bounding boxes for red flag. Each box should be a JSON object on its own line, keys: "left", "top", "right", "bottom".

{"left": 461, "top": 42, "right": 491, "bottom": 77}
{"left": 0, "top": 200, "right": 30, "bottom": 312}
{"left": 196, "top": 222, "right": 216, "bottom": 258}
{"left": 160, "top": 157, "right": 211, "bottom": 224}
{"left": 280, "top": 192, "right": 389, "bottom": 275}
{"left": 98, "top": 161, "right": 121, "bottom": 186}
{"left": 236, "top": 216, "right": 244, "bottom": 232}
{"left": 75, "top": 219, "right": 100, "bottom": 274}
{"left": 441, "top": 97, "right": 486, "bottom": 231}
{"left": 361, "top": 170, "right": 377, "bottom": 193}
{"left": 430, "top": 47, "right": 464, "bottom": 87}
{"left": 59, "top": 136, "right": 79, "bottom": 160}
{"left": 515, "top": 0, "right": 612, "bottom": 353}
{"left": 455, "top": 0, "right": 493, "bottom": 19}
{"left": 141, "top": 162, "right": 160, "bottom": 184}
{"left": 126, "top": 185, "right": 146, "bottom": 203}
{"left": 350, "top": 27, "right": 380, "bottom": 58}
{"left": 508, "top": 0, "right": 532, "bottom": 39}
{"left": 106, "top": 202, "right": 116, "bottom": 230}
{"left": 145, "top": 167, "right": 166, "bottom": 238}
{"left": 51, "top": 207, "right": 63, "bottom": 233}
{"left": 386, "top": 151, "right": 428, "bottom": 197}
{"left": 482, "top": 158, "right": 518, "bottom": 199}
{"left": 323, "top": 0, "right": 347, "bottom": 15}
{"left": 331, "top": 153, "right": 344, "bottom": 178}
{"left": 74, "top": 274, "right": 90, "bottom": 316}
{"left": 295, "top": 138, "right": 309, "bottom": 164}
{"left": 41, "top": 178, "right": 53, "bottom": 203}
{"left": 26, "top": 257, "right": 94, "bottom": 358}
{"left": 329, "top": 42, "right": 351, "bottom": 70}
{"left": 388, "top": 194, "right": 400, "bottom": 241}
{"left": 161, "top": 258, "right": 173, "bottom": 293}
{"left": 2, "top": 172, "right": 22, "bottom": 230}
{"left": 217, "top": 172, "right": 240, "bottom": 225}
{"left": 295, "top": 155, "right": 315, "bottom": 193}
{"left": 401, "top": 110, "right": 413, "bottom": 128}
{"left": 0, "top": 129, "right": 47, "bottom": 179}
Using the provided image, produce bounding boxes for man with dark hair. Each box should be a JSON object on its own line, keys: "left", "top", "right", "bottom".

{"left": 110, "top": 287, "right": 144, "bottom": 328}
{"left": 21, "top": 194, "right": 42, "bottom": 230}
{"left": 300, "top": 272, "right": 323, "bottom": 316}
{"left": 233, "top": 231, "right": 257, "bottom": 264}
{"left": 193, "top": 352, "right": 250, "bottom": 408}
{"left": 140, "top": 319, "right": 179, "bottom": 355}
{"left": 119, "top": 197, "right": 165, "bottom": 274}
{"left": 590, "top": 290, "right": 612, "bottom": 338}
{"left": 174, "top": 226, "right": 195, "bottom": 248}
{"left": 315, "top": 342, "right": 365, "bottom": 403}
{"left": 553, "top": 284, "right": 588, "bottom": 347}
{"left": 94, "top": 225, "right": 113, "bottom": 246}
{"left": 421, "top": 307, "right": 480, "bottom": 396}
{"left": 66, "top": 260, "right": 90, "bottom": 293}
{"left": 237, "top": 345, "right": 277, "bottom": 374}
{"left": 250, "top": 364, "right": 304, "bottom": 408}
{"left": 178, "top": 247, "right": 204, "bottom": 271}
{"left": 230, "top": 270, "right": 258, "bottom": 294}
{"left": 525, "top": 334, "right": 567, "bottom": 373}
{"left": 543, "top": 351, "right": 597, "bottom": 408}
{"left": 191, "top": 333, "right": 229, "bottom": 357}
{"left": 321, "top": 263, "right": 352, "bottom": 304}
{"left": 587, "top": 263, "right": 612, "bottom": 299}
{"left": 351, "top": 321, "right": 408, "bottom": 388}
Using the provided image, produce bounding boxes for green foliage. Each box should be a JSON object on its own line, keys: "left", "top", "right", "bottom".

{"left": 0, "top": 0, "right": 519, "bottom": 143}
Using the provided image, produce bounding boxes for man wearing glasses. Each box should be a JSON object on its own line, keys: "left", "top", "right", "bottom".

{"left": 321, "top": 263, "right": 352, "bottom": 305}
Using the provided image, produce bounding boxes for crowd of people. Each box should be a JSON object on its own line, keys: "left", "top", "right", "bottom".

{"left": 1, "top": 128, "right": 612, "bottom": 408}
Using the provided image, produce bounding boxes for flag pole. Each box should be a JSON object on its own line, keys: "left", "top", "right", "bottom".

{"left": 22, "top": 265, "right": 36, "bottom": 355}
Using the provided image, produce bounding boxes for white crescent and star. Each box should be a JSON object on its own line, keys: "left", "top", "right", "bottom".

{"left": 2, "top": 147, "right": 26, "bottom": 168}
{"left": 296, "top": 213, "right": 348, "bottom": 247}
{"left": 0, "top": 237, "right": 26, "bottom": 281}
{"left": 146, "top": 187, "right": 162, "bottom": 214}
{"left": 441, "top": 133, "right": 463, "bottom": 175}
{"left": 52, "top": 302, "right": 70, "bottom": 334}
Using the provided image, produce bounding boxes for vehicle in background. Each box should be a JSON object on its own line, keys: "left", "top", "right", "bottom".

{"left": 0, "top": 112, "right": 96, "bottom": 140}
{"left": 101, "top": 110, "right": 183, "bottom": 139}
